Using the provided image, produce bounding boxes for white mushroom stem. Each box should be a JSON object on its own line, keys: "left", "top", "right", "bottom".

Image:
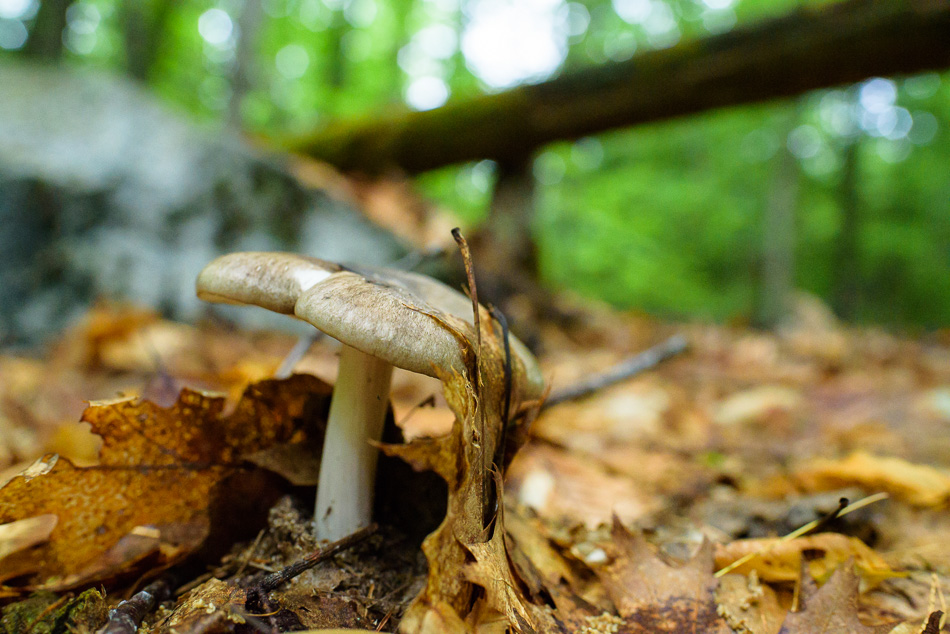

{"left": 313, "top": 344, "right": 394, "bottom": 541}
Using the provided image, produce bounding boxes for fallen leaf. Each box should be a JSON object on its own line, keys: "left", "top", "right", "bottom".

{"left": 154, "top": 578, "right": 248, "bottom": 634}
{"left": 0, "top": 374, "right": 330, "bottom": 592}
{"left": 715, "top": 386, "right": 801, "bottom": 427}
{"left": 591, "top": 517, "right": 732, "bottom": 633}
{"left": 715, "top": 533, "right": 901, "bottom": 589}
{"left": 777, "top": 563, "right": 894, "bottom": 633}
{"left": 794, "top": 453, "right": 950, "bottom": 507}
{"left": 379, "top": 302, "right": 548, "bottom": 633}
{"left": 716, "top": 572, "right": 785, "bottom": 634}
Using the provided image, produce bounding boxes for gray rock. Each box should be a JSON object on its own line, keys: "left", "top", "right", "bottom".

{"left": 0, "top": 62, "right": 406, "bottom": 343}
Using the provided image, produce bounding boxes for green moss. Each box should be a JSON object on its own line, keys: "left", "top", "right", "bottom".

{"left": 0, "top": 589, "right": 107, "bottom": 634}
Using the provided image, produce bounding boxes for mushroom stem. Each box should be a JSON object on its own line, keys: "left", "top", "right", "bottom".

{"left": 314, "top": 344, "right": 394, "bottom": 541}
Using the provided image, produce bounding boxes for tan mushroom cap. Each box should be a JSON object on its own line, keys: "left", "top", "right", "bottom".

{"left": 196, "top": 252, "right": 340, "bottom": 314}
{"left": 294, "top": 271, "right": 468, "bottom": 378}
{"left": 196, "top": 252, "right": 544, "bottom": 395}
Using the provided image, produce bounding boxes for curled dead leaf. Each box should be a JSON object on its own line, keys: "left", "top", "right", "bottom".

{"left": 0, "top": 374, "right": 330, "bottom": 592}
{"left": 715, "top": 533, "right": 901, "bottom": 590}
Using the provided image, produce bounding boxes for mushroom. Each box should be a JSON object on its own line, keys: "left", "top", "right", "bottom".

{"left": 196, "top": 252, "right": 543, "bottom": 541}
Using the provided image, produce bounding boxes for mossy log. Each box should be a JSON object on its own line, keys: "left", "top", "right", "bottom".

{"left": 285, "top": 0, "right": 950, "bottom": 175}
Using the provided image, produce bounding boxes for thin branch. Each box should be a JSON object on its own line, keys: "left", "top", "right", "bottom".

{"left": 252, "top": 523, "right": 377, "bottom": 593}
{"left": 544, "top": 335, "right": 688, "bottom": 408}
{"left": 96, "top": 576, "right": 174, "bottom": 634}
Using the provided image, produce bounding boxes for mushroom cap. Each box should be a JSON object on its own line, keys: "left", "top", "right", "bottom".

{"left": 294, "top": 270, "right": 467, "bottom": 378}
{"left": 196, "top": 252, "right": 544, "bottom": 394}
{"left": 196, "top": 252, "right": 340, "bottom": 314}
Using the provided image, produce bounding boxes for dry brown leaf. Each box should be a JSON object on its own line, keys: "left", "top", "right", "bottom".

{"left": 590, "top": 518, "right": 732, "bottom": 633}
{"left": 378, "top": 305, "right": 548, "bottom": 633}
{"left": 154, "top": 578, "right": 247, "bottom": 633}
{"left": 794, "top": 452, "right": 950, "bottom": 507}
{"left": 777, "top": 563, "right": 895, "bottom": 633}
{"left": 715, "top": 572, "right": 785, "bottom": 634}
{"left": 715, "top": 533, "right": 901, "bottom": 589}
{"left": 0, "top": 374, "right": 330, "bottom": 593}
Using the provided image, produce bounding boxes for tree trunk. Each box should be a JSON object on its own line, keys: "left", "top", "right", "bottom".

{"left": 23, "top": 0, "right": 74, "bottom": 60}
{"left": 121, "top": 1, "right": 175, "bottom": 82}
{"left": 755, "top": 110, "right": 800, "bottom": 329}
{"left": 283, "top": 0, "right": 950, "bottom": 175}
{"left": 833, "top": 140, "right": 861, "bottom": 320}
{"left": 229, "top": 0, "right": 263, "bottom": 128}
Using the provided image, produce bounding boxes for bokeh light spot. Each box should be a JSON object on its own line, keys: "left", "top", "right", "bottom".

{"left": 0, "top": 0, "right": 32, "bottom": 20}
{"left": 0, "top": 18, "right": 27, "bottom": 49}
{"left": 275, "top": 44, "right": 310, "bottom": 79}
{"left": 405, "top": 76, "right": 450, "bottom": 111}
{"left": 198, "top": 8, "right": 234, "bottom": 46}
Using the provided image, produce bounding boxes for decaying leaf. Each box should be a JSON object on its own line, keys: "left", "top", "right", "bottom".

{"left": 379, "top": 304, "right": 547, "bottom": 633}
{"left": 715, "top": 533, "right": 901, "bottom": 589}
{"left": 152, "top": 578, "right": 248, "bottom": 634}
{"left": 777, "top": 563, "right": 895, "bottom": 634}
{"left": 591, "top": 517, "right": 732, "bottom": 633}
{"left": 0, "top": 374, "right": 330, "bottom": 593}
{"left": 715, "top": 572, "right": 785, "bottom": 634}
{"left": 794, "top": 452, "right": 950, "bottom": 507}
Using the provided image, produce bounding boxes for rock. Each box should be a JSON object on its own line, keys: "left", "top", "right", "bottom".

{"left": 0, "top": 61, "right": 406, "bottom": 343}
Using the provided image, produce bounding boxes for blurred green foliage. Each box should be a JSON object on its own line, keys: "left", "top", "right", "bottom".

{"left": 2, "top": 0, "right": 947, "bottom": 327}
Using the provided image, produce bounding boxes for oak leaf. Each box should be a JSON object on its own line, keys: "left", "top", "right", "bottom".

{"left": 0, "top": 374, "right": 330, "bottom": 593}
{"left": 777, "top": 563, "right": 895, "bottom": 634}
{"left": 591, "top": 518, "right": 732, "bottom": 633}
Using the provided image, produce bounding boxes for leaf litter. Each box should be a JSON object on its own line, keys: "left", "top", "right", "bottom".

{"left": 0, "top": 298, "right": 948, "bottom": 632}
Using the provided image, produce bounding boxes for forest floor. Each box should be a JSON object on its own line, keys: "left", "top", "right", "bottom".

{"left": 1, "top": 299, "right": 949, "bottom": 632}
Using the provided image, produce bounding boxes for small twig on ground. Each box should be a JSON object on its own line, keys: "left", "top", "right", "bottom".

{"left": 234, "top": 529, "right": 266, "bottom": 577}
{"left": 96, "top": 576, "right": 174, "bottom": 634}
{"left": 275, "top": 331, "right": 322, "bottom": 379}
{"left": 808, "top": 497, "right": 849, "bottom": 534}
{"left": 251, "top": 523, "right": 377, "bottom": 593}
{"left": 544, "top": 335, "right": 688, "bottom": 408}
{"left": 389, "top": 245, "right": 451, "bottom": 271}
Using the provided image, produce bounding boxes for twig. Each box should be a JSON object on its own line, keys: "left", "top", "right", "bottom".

{"left": 544, "top": 335, "right": 688, "bottom": 408}
{"left": 389, "top": 245, "right": 451, "bottom": 271}
{"left": 715, "top": 492, "right": 889, "bottom": 578}
{"left": 808, "top": 497, "right": 849, "bottom": 534}
{"left": 451, "top": 227, "right": 491, "bottom": 529}
{"left": 96, "top": 576, "right": 174, "bottom": 634}
{"left": 275, "top": 331, "right": 322, "bottom": 379}
{"left": 253, "top": 523, "right": 377, "bottom": 593}
{"left": 234, "top": 529, "right": 266, "bottom": 577}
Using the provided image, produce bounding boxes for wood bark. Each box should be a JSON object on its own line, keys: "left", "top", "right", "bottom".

{"left": 284, "top": 0, "right": 950, "bottom": 175}
{"left": 23, "top": 0, "right": 74, "bottom": 60}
